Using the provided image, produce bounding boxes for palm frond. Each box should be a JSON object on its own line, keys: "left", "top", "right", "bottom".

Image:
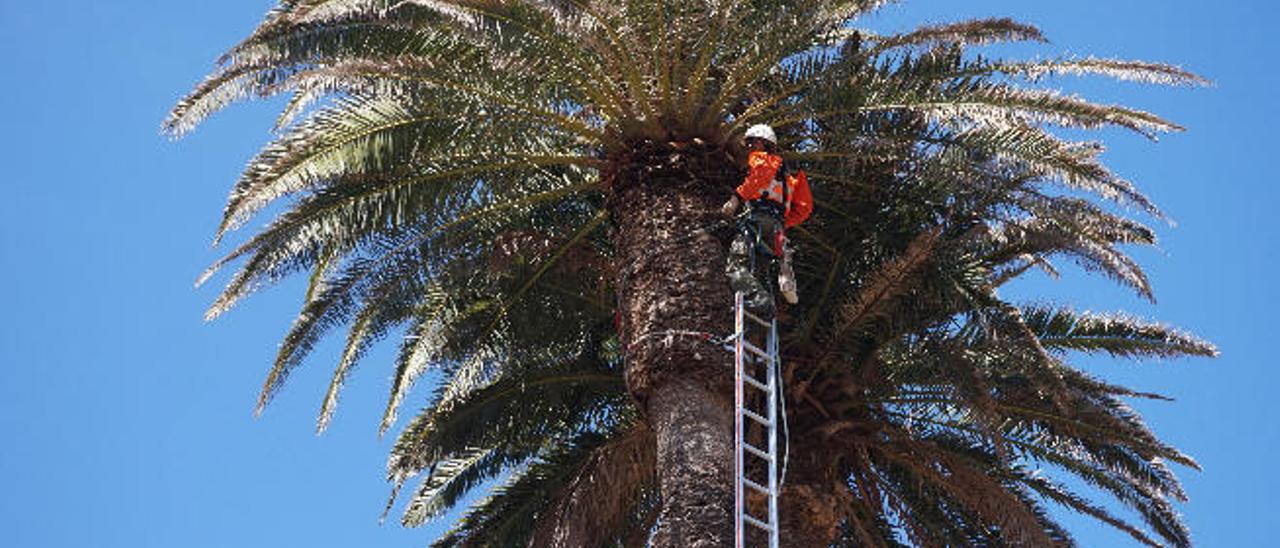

{"left": 867, "top": 18, "right": 1047, "bottom": 53}
{"left": 1023, "top": 306, "right": 1219, "bottom": 359}
{"left": 528, "top": 422, "right": 656, "bottom": 547}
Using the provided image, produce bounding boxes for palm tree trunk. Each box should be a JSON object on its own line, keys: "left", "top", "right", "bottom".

{"left": 647, "top": 378, "right": 735, "bottom": 546}
{"left": 610, "top": 145, "right": 739, "bottom": 546}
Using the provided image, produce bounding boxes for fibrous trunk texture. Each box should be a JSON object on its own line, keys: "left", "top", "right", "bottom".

{"left": 779, "top": 440, "right": 847, "bottom": 547}
{"left": 609, "top": 141, "right": 740, "bottom": 547}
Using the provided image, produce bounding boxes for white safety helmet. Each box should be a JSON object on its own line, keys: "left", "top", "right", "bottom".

{"left": 745, "top": 124, "right": 777, "bottom": 145}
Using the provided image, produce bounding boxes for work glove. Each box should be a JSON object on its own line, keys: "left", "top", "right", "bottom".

{"left": 721, "top": 195, "right": 742, "bottom": 218}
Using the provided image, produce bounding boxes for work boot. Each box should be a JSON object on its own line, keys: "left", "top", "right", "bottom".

{"left": 779, "top": 247, "right": 798, "bottom": 305}
{"left": 779, "top": 269, "right": 798, "bottom": 304}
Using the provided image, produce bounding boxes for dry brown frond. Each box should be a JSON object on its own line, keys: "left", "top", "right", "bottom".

{"left": 528, "top": 423, "right": 656, "bottom": 548}
{"left": 880, "top": 430, "right": 1063, "bottom": 547}
{"left": 833, "top": 226, "right": 944, "bottom": 339}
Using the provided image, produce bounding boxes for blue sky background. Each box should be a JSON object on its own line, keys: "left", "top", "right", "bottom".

{"left": 1, "top": 1, "right": 1274, "bottom": 546}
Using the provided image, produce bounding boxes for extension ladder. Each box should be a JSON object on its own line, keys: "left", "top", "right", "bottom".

{"left": 732, "top": 291, "right": 781, "bottom": 548}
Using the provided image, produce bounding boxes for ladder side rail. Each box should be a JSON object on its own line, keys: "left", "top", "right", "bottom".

{"left": 734, "top": 292, "right": 746, "bottom": 548}
{"left": 734, "top": 291, "right": 783, "bottom": 547}
{"left": 768, "top": 319, "right": 780, "bottom": 548}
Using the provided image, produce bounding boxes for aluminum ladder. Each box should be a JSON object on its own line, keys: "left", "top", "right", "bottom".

{"left": 732, "top": 291, "right": 781, "bottom": 548}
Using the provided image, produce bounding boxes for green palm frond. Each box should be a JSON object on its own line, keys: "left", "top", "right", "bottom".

{"left": 386, "top": 339, "right": 625, "bottom": 487}
{"left": 864, "top": 18, "right": 1048, "bottom": 53}
{"left": 948, "top": 125, "right": 1165, "bottom": 218}
{"left": 1016, "top": 468, "right": 1162, "bottom": 548}
{"left": 989, "top": 57, "right": 1209, "bottom": 87}
{"left": 401, "top": 446, "right": 502, "bottom": 526}
{"left": 877, "top": 313, "right": 1199, "bottom": 544}
{"left": 1025, "top": 306, "right": 1219, "bottom": 359}
{"left": 430, "top": 427, "right": 633, "bottom": 547}
{"left": 388, "top": 352, "right": 631, "bottom": 539}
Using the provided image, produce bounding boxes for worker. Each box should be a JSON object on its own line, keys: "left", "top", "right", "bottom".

{"left": 722, "top": 124, "right": 813, "bottom": 316}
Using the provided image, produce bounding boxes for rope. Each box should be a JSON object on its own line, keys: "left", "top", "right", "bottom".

{"left": 778, "top": 355, "right": 791, "bottom": 491}
{"left": 625, "top": 328, "right": 731, "bottom": 351}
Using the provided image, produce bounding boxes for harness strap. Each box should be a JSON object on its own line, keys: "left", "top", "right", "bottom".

{"left": 781, "top": 159, "right": 790, "bottom": 214}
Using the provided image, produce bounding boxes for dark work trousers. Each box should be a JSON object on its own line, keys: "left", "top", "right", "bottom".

{"left": 726, "top": 202, "right": 784, "bottom": 315}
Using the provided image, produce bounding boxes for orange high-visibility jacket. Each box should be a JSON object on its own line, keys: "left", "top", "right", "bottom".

{"left": 736, "top": 151, "right": 813, "bottom": 228}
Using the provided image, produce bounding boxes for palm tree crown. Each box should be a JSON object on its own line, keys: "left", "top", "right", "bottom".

{"left": 169, "top": 1, "right": 1214, "bottom": 546}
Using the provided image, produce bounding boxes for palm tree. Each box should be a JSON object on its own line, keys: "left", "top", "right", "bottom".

{"left": 167, "top": 1, "right": 1215, "bottom": 546}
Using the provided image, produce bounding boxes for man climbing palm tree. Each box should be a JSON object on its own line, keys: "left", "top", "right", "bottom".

{"left": 724, "top": 124, "right": 813, "bottom": 315}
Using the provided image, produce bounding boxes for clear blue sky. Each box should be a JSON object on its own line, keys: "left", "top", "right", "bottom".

{"left": 1, "top": 1, "right": 1274, "bottom": 546}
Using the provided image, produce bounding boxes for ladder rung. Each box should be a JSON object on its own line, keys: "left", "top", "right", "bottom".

{"left": 742, "top": 409, "right": 772, "bottom": 427}
{"left": 743, "top": 514, "right": 774, "bottom": 531}
{"left": 741, "top": 340, "right": 774, "bottom": 361}
{"left": 742, "top": 352, "right": 771, "bottom": 367}
{"left": 730, "top": 331, "right": 765, "bottom": 345}
{"left": 742, "top": 309, "right": 773, "bottom": 328}
{"left": 743, "top": 442, "right": 773, "bottom": 461}
{"left": 743, "top": 373, "right": 771, "bottom": 392}
{"left": 743, "top": 478, "right": 771, "bottom": 494}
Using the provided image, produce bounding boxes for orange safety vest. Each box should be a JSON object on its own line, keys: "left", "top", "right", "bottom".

{"left": 735, "top": 151, "right": 814, "bottom": 228}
